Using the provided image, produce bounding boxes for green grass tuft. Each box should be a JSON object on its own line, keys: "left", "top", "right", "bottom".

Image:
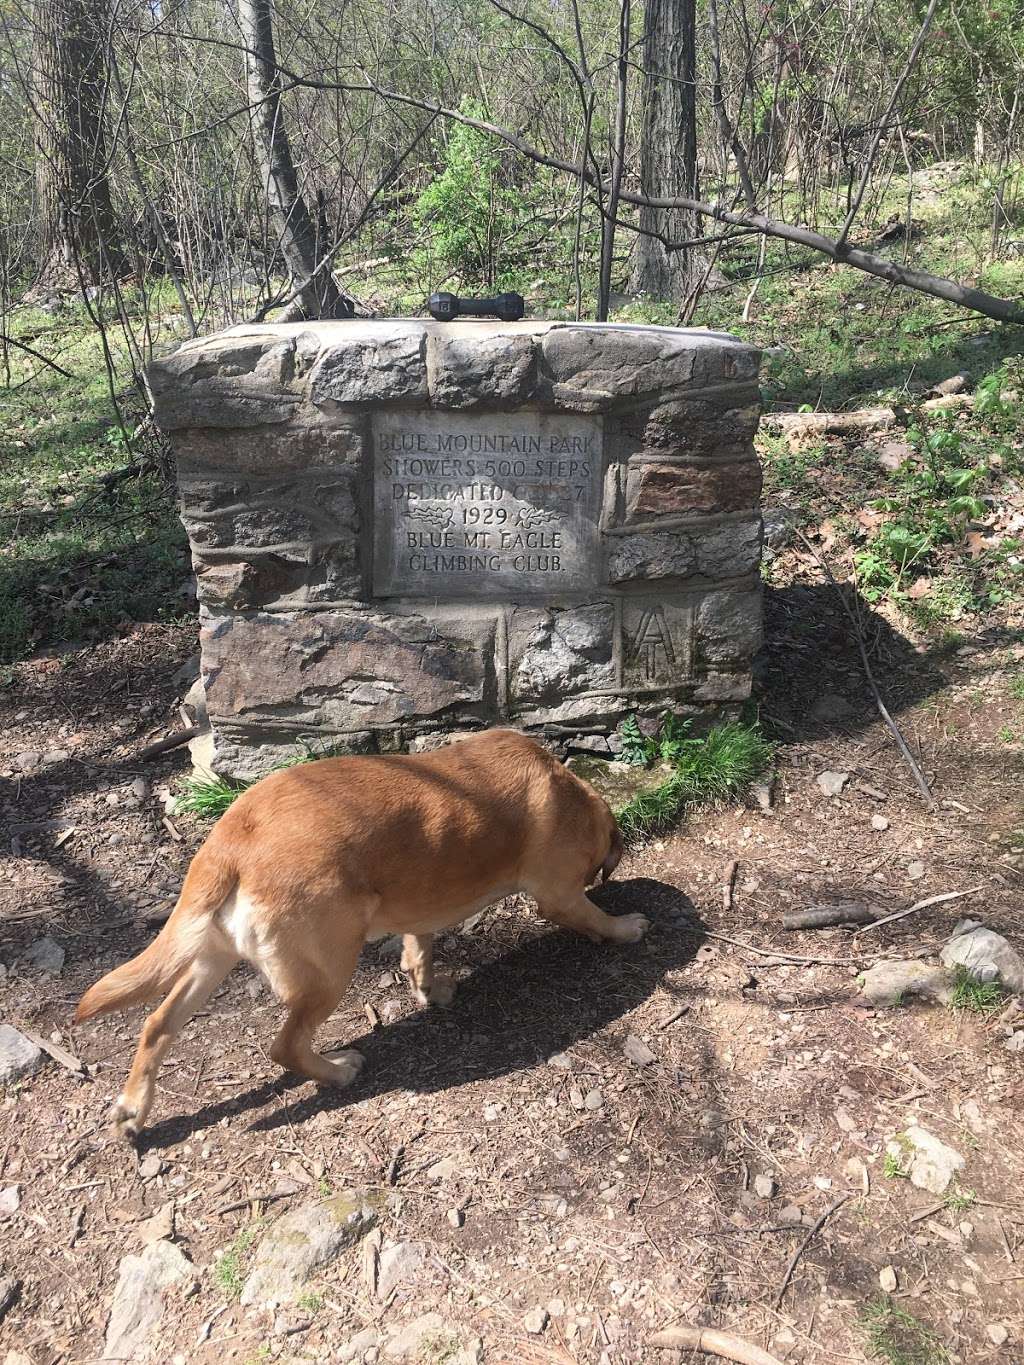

{"left": 949, "top": 965, "right": 1005, "bottom": 1013}
{"left": 617, "top": 720, "right": 773, "bottom": 841}
{"left": 175, "top": 774, "right": 249, "bottom": 819}
{"left": 214, "top": 1222, "right": 262, "bottom": 1299}
{"left": 861, "top": 1296, "right": 949, "bottom": 1365}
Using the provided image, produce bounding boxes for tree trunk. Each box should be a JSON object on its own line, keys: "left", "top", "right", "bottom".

{"left": 238, "top": 0, "right": 351, "bottom": 319}
{"left": 32, "top": 0, "right": 120, "bottom": 286}
{"left": 630, "top": 0, "right": 702, "bottom": 301}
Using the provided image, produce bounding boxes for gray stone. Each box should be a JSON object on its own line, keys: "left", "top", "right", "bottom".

{"left": 0, "top": 1026, "right": 42, "bottom": 1084}
{"left": 696, "top": 588, "right": 763, "bottom": 666}
{"left": 542, "top": 325, "right": 759, "bottom": 409}
{"left": 607, "top": 518, "right": 762, "bottom": 584}
{"left": 202, "top": 609, "right": 494, "bottom": 737}
{"left": 622, "top": 393, "right": 761, "bottom": 457}
{"left": 373, "top": 410, "right": 602, "bottom": 599}
{"left": 509, "top": 604, "right": 614, "bottom": 703}
{"left": 429, "top": 329, "right": 536, "bottom": 407}
{"left": 940, "top": 920, "right": 1024, "bottom": 994}
{"left": 524, "top": 1306, "right": 550, "bottom": 1334}
{"left": 859, "top": 960, "right": 954, "bottom": 1008}
{"left": 0, "top": 1187, "right": 20, "bottom": 1216}
{"left": 104, "top": 1239, "right": 195, "bottom": 1363}
{"left": 879, "top": 1265, "right": 898, "bottom": 1293}
{"left": 240, "top": 1192, "right": 379, "bottom": 1306}
{"left": 14, "top": 752, "right": 40, "bottom": 773}
{"left": 754, "top": 1174, "right": 775, "bottom": 1199}
{"left": 817, "top": 770, "right": 850, "bottom": 797}
{"left": 339, "top": 1327, "right": 382, "bottom": 1361}
{"left": 623, "top": 1034, "right": 656, "bottom": 1067}
{"left": 382, "top": 1313, "right": 479, "bottom": 1362}
{"left": 22, "top": 936, "right": 65, "bottom": 974}
{"left": 149, "top": 334, "right": 304, "bottom": 429}
{"left": 871, "top": 814, "right": 890, "bottom": 831}
{"left": 312, "top": 325, "right": 427, "bottom": 405}
{"left": 584, "top": 1088, "right": 604, "bottom": 1111}
{"left": 987, "top": 1324, "right": 1010, "bottom": 1347}
{"left": 375, "top": 1240, "right": 446, "bottom": 1300}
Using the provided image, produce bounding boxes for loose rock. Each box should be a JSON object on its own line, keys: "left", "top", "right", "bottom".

{"left": 817, "top": 770, "right": 850, "bottom": 797}
{"left": 987, "top": 1324, "right": 1009, "bottom": 1347}
{"left": 240, "top": 1191, "right": 378, "bottom": 1306}
{"left": 340, "top": 1327, "right": 382, "bottom": 1361}
{"left": 890, "top": 1126, "right": 964, "bottom": 1195}
{"left": 623, "top": 1034, "right": 656, "bottom": 1067}
{"left": 941, "top": 919, "right": 1024, "bottom": 994}
{"left": 879, "top": 1265, "right": 898, "bottom": 1292}
{"left": 0, "top": 1188, "right": 20, "bottom": 1216}
{"left": 907, "top": 860, "right": 925, "bottom": 881}
{"left": 0, "top": 1025, "right": 42, "bottom": 1084}
{"left": 524, "top": 1306, "right": 550, "bottom": 1334}
{"left": 871, "top": 814, "right": 890, "bottom": 831}
{"left": 754, "top": 1174, "right": 775, "bottom": 1199}
{"left": 104, "top": 1239, "right": 195, "bottom": 1363}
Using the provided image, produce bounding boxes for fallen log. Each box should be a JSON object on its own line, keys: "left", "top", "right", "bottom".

{"left": 650, "top": 1326, "right": 784, "bottom": 1365}
{"left": 783, "top": 903, "right": 879, "bottom": 930}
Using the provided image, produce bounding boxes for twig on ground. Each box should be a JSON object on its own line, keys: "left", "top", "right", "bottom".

{"left": 722, "top": 859, "right": 738, "bottom": 912}
{"left": 22, "top": 1029, "right": 86, "bottom": 1077}
{"left": 794, "top": 529, "right": 935, "bottom": 809}
{"left": 775, "top": 1192, "right": 851, "bottom": 1306}
{"left": 650, "top": 1325, "right": 784, "bottom": 1364}
{"left": 137, "top": 726, "right": 200, "bottom": 761}
{"left": 857, "top": 885, "right": 984, "bottom": 934}
{"left": 782, "top": 903, "right": 879, "bottom": 930}
{"left": 704, "top": 930, "right": 863, "bottom": 967}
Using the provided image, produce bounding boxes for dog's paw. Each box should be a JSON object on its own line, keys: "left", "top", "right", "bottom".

{"left": 111, "top": 1097, "right": 142, "bottom": 1142}
{"left": 611, "top": 913, "right": 650, "bottom": 944}
{"left": 322, "top": 1048, "right": 365, "bottom": 1087}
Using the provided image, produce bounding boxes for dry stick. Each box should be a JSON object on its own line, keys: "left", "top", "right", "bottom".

{"left": 137, "top": 726, "right": 200, "bottom": 761}
{"left": 795, "top": 529, "right": 935, "bottom": 809}
{"left": 704, "top": 930, "right": 862, "bottom": 968}
{"left": 722, "top": 859, "right": 739, "bottom": 912}
{"left": 782, "top": 903, "right": 879, "bottom": 930}
{"left": 857, "top": 885, "right": 984, "bottom": 935}
{"left": 650, "top": 1325, "right": 784, "bottom": 1365}
{"left": 775, "top": 1192, "right": 852, "bottom": 1307}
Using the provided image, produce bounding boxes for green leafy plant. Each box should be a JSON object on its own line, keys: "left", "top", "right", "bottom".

{"left": 618, "top": 714, "right": 649, "bottom": 767}
{"left": 883, "top": 1150, "right": 910, "bottom": 1180}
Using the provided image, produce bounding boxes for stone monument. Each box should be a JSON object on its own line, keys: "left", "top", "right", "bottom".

{"left": 149, "top": 319, "right": 763, "bottom": 778}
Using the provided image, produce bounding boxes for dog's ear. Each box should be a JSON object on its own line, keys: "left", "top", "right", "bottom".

{"left": 600, "top": 826, "right": 623, "bottom": 882}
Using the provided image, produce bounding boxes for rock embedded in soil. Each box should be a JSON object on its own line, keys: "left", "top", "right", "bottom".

{"left": 21, "top": 936, "right": 65, "bottom": 974}
{"left": 0, "top": 1025, "right": 42, "bottom": 1084}
{"left": 524, "top": 1306, "right": 550, "bottom": 1334}
{"left": 879, "top": 1265, "right": 898, "bottom": 1292}
{"left": 104, "top": 1239, "right": 196, "bottom": 1363}
{"left": 871, "top": 814, "right": 890, "bottom": 831}
{"left": 376, "top": 1239, "right": 446, "bottom": 1300}
{"left": 339, "top": 1327, "right": 381, "bottom": 1361}
{"left": 987, "top": 1324, "right": 1010, "bottom": 1347}
{"left": 0, "top": 1188, "right": 19, "bottom": 1216}
{"left": 890, "top": 1126, "right": 964, "bottom": 1195}
{"left": 565, "top": 755, "right": 676, "bottom": 815}
{"left": 859, "top": 960, "right": 954, "bottom": 1008}
{"left": 941, "top": 919, "right": 1024, "bottom": 994}
{"left": 240, "top": 1191, "right": 378, "bottom": 1307}
{"left": 754, "top": 1174, "right": 775, "bottom": 1199}
{"left": 382, "top": 1312, "right": 479, "bottom": 1361}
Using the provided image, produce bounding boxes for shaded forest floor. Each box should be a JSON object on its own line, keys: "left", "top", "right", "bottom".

{"left": 2, "top": 176, "right": 1024, "bottom": 1363}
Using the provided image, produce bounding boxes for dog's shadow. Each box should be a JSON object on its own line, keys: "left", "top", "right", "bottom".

{"left": 140, "top": 878, "right": 703, "bottom": 1149}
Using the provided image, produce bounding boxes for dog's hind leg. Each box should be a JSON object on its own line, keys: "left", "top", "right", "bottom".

{"left": 268, "top": 934, "right": 365, "bottom": 1086}
{"left": 401, "top": 934, "right": 455, "bottom": 1007}
{"left": 113, "top": 941, "right": 239, "bottom": 1139}
{"left": 534, "top": 891, "right": 649, "bottom": 945}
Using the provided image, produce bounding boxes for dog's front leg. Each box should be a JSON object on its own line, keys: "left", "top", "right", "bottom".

{"left": 535, "top": 893, "right": 649, "bottom": 945}
{"left": 400, "top": 934, "right": 455, "bottom": 1007}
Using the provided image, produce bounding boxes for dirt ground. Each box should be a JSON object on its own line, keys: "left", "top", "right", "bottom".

{"left": 1, "top": 585, "right": 1023, "bottom": 1365}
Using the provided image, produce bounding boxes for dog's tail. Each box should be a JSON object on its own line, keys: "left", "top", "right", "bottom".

{"left": 75, "top": 848, "right": 236, "bottom": 1022}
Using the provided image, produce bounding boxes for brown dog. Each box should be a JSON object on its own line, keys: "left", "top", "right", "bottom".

{"left": 76, "top": 730, "right": 647, "bottom": 1137}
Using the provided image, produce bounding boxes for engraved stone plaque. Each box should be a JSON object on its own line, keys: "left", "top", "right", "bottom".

{"left": 621, "top": 599, "right": 695, "bottom": 688}
{"left": 373, "top": 411, "right": 603, "bottom": 598}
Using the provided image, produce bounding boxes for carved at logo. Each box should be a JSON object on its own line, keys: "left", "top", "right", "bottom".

{"left": 627, "top": 606, "right": 676, "bottom": 682}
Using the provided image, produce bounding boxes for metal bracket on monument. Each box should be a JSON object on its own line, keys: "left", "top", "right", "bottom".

{"left": 427, "top": 291, "right": 525, "bottom": 322}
